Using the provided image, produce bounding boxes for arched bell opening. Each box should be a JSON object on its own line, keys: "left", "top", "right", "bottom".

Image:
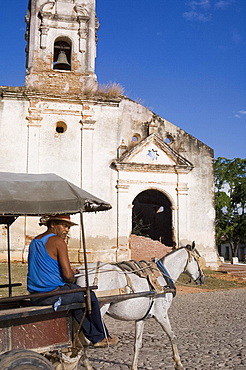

{"left": 53, "top": 38, "right": 72, "bottom": 71}
{"left": 132, "top": 189, "right": 173, "bottom": 246}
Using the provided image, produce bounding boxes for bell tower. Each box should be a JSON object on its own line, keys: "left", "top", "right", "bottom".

{"left": 25, "top": 0, "right": 98, "bottom": 94}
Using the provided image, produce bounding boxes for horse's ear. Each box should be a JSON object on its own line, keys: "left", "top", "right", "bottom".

{"left": 186, "top": 241, "right": 195, "bottom": 251}
{"left": 192, "top": 241, "right": 195, "bottom": 250}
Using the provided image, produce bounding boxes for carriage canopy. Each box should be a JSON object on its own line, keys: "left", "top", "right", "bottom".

{"left": 0, "top": 172, "right": 111, "bottom": 218}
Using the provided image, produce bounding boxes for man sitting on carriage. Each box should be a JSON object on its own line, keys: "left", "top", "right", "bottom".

{"left": 27, "top": 214, "right": 118, "bottom": 348}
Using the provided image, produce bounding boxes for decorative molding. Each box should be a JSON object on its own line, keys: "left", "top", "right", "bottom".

{"left": 82, "top": 104, "right": 95, "bottom": 120}
{"left": 148, "top": 119, "right": 158, "bottom": 135}
{"left": 113, "top": 162, "right": 192, "bottom": 174}
{"left": 40, "top": 25, "right": 49, "bottom": 49}
{"left": 81, "top": 119, "right": 96, "bottom": 130}
{"left": 74, "top": 4, "right": 89, "bottom": 17}
{"left": 112, "top": 179, "right": 178, "bottom": 187}
{"left": 26, "top": 115, "right": 43, "bottom": 127}
{"left": 117, "top": 139, "right": 128, "bottom": 158}
{"left": 113, "top": 133, "right": 194, "bottom": 174}
{"left": 40, "top": 1, "right": 55, "bottom": 15}
{"left": 75, "top": 4, "right": 90, "bottom": 53}
{"left": 116, "top": 182, "right": 129, "bottom": 192}
{"left": 176, "top": 183, "right": 189, "bottom": 195}
{"left": 39, "top": 1, "right": 56, "bottom": 49}
{"left": 78, "top": 19, "right": 89, "bottom": 52}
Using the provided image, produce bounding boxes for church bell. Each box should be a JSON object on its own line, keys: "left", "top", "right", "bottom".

{"left": 53, "top": 50, "right": 71, "bottom": 71}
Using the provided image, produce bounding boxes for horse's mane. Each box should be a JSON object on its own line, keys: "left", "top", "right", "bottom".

{"left": 160, "top": 246, "right": 187, "bottom": 262}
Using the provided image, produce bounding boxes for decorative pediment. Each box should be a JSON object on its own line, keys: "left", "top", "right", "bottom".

{"left": 113, "top": 134, "right": 193, "bottom": 174}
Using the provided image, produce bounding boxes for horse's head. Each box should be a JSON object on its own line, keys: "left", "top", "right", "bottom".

{"left": 184, "top": 242, "right": 206, "bottom": 285}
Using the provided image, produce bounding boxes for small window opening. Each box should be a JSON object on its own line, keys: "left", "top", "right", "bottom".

{"left": 165, "top": 135, "right": 174, "bottom": 144}
{"left": 56, "top": 126, "right": 64, "bottom": 134}
{"left": 132, "top": 133, "right": 141, "bottom": 143}
{"left": 53, "top": 40, "right": 71, "bottom": 71}
{"left": 56, "top": 121, "right": 67, "bottom": 134}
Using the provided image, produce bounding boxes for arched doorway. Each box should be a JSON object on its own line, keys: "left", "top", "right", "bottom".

{"left": 132, "top": 189, "right": 173, "bottom": 246}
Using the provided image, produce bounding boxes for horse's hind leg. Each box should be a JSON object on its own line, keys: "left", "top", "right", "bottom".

{"left": 131, "top": 320, "right": 145, "bottom": 370}
{"left": 155, "top": 314, "right": 183, "bottom": 370}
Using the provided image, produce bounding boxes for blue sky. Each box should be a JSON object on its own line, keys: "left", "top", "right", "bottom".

{"left": 0, "top": 0, "right": 245, "bottom": 159}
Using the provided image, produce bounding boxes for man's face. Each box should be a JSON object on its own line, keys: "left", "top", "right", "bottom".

{"left": 52, "top": 222, "right": 71, "bottom": 240}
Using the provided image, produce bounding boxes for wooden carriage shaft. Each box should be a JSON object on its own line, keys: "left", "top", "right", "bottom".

{"left": 98, "top": 288, "right": 175, "bottom": 305}
{"left": 0, "top": 286, "right": 98, "bottom": 305}
{"left": 0, "top": 288, "right": 174, "bottom": 311}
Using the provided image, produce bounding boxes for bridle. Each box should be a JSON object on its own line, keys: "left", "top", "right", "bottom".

{"left": 184, "top": 247, "right": 206, "bottom": 283}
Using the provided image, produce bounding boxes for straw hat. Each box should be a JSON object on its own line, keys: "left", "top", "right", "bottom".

{"left": 39, "top": 214, "right": 78, "bottom": 227}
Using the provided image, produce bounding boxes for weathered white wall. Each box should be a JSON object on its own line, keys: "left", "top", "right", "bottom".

{"left": 0, "top": 97, "right": 28, "bottom": 172}
{"left": 0, "top": 90, "right": 218, "bottom": 267}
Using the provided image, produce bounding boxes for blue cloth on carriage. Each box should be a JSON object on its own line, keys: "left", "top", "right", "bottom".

{"left": 27, "top": 233, "right": 65, "bottom": 293}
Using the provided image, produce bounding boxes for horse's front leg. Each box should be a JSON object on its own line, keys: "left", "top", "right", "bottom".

{"left": 154, "top": 314, "right": 183, "bottom": 370}
{"left": 131, "top": 320, "right": 145, "bottom": 370}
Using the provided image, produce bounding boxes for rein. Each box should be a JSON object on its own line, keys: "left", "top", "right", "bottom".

{"left": 77, "top": 247, "right": 204, "bottom": 299}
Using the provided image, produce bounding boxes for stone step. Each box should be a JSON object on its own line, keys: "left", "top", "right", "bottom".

{"left": 217, "top": 263, "right": 246, "bottom": 281}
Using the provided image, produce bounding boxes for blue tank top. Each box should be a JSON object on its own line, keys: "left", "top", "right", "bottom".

{"left": 27, "top": 233, "right": 65, "bottom": 293}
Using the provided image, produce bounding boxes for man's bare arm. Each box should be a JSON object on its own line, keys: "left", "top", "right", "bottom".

{"left": 48, "top": 237, "right": 75, "bottom": 282}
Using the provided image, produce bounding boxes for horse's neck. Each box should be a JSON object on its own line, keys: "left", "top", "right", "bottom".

{"left": 163, "top": 249, "right": 188, "bottom": 282}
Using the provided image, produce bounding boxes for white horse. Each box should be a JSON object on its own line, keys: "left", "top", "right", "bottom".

{"left": 76, "top": 243, "right": 206, "bottom": 370}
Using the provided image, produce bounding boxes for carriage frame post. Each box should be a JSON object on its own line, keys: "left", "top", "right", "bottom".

{"left": 7, "top": 223, "right": 12, "bottom": 297}
{"left": 80, "top": 211, "right": 91, "bottom": 313}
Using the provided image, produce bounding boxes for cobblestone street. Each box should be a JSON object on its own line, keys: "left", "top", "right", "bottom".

{"left": 84, "top": 288, "right": 246, "bottom": 370}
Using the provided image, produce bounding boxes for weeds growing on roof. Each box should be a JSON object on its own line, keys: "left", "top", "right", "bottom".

{"left": 83, "top": 81, "right": 124, "bottom": 99}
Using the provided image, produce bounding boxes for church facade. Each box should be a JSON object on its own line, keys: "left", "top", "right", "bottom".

{"left": 0, "top": 0, "right": 219, "bottom": 267}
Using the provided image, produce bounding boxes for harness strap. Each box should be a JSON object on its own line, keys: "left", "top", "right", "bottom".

{"left": 145, "top": 261, "right": 164, "bottom": 293}
{"left": 133, "top": 260, "right": 148, "bottom": 278}
{"left": 93, "top": 261, "right": 100, "bottom": 287}
{"left": 156, "top": 259, "right": 176, "bottom": 297}
{"left": 140, "top": 299, "right": 154, "bottom": 321}
{"left": 116, "top": 263, "right": 135, "bottom": 293}
{"left": 126, "top": 273, "right": 134, "bottom": 292}
{"left": 140, "top": 260, "right": 154, "bottom": 273}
